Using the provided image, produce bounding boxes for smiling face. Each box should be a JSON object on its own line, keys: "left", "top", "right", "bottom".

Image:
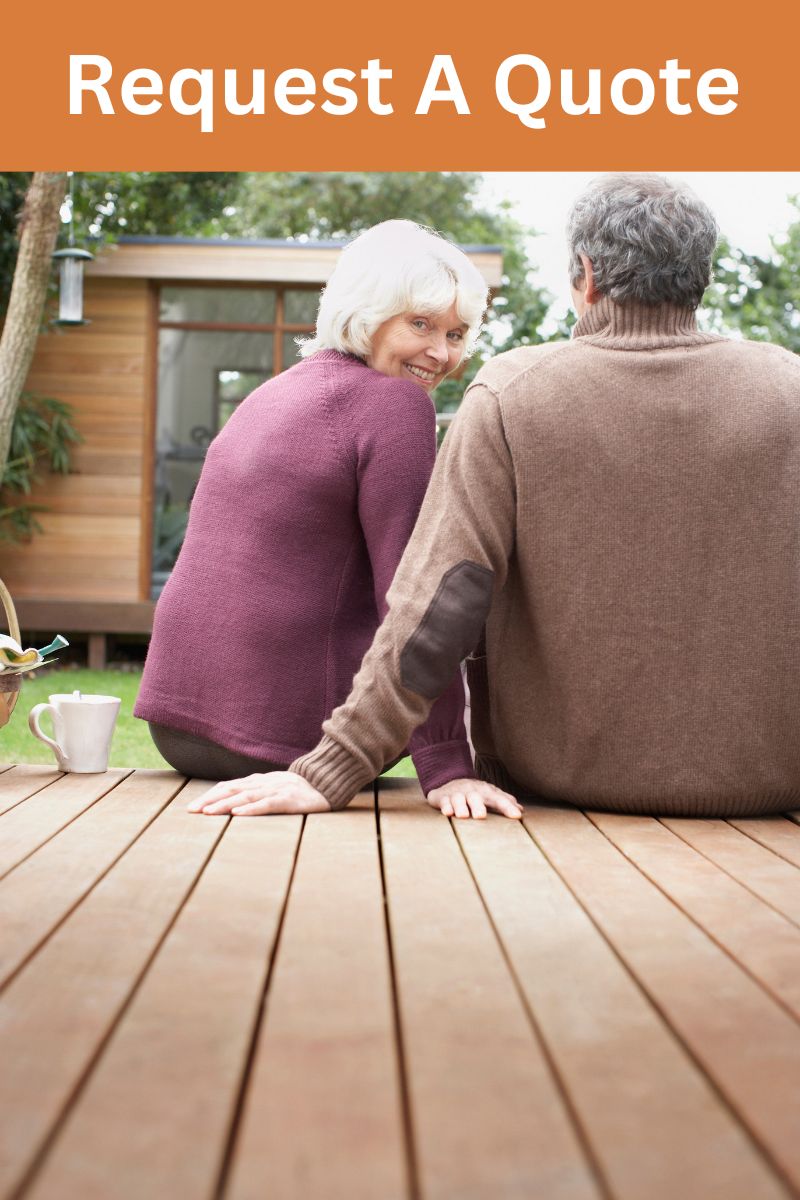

{"left": 365, "top": 302, "right": 468, "bottom": 393}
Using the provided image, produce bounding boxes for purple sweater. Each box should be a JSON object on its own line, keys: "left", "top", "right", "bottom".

{"left": 134, "top": 349, "right": 474, "bottom": 793}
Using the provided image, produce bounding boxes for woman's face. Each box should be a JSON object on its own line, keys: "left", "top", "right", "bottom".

{"left": 366, "top": 302, "right": 468, "bottom": 393}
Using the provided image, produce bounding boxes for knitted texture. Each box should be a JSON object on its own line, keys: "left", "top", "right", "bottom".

{"left": 294, "top": 299, "right": 800, "bottom": 816}
{"left": 135, "top": 349, "right": 471, "bottom": 793}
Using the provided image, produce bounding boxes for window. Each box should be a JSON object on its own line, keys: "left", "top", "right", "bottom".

{"left": 152, "top": 284, "right": 317, "bottom": 596}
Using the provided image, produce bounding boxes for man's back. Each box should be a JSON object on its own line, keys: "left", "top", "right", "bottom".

{"left": 477, "top": 297, "right": 800, "bottom": 813}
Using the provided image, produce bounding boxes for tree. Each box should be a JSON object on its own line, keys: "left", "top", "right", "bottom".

{"left": 0, "top": 172, "right": 67, "bottom": 476}
{"left": 0, "top": 174, "right": 32, "bottom": 314}
{"left": 70, "top": 171, "right": 241, "bottom": 243}
{"left": 704, "top": 200, "right": 800, "bottom": 353}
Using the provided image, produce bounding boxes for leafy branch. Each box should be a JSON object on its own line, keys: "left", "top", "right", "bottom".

{"left": 0, "top": 393, "right": 82, "bottom": 541}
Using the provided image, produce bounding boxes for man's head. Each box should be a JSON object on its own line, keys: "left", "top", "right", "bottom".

{"left": 567, "top": 174, "right": 719, "bottom": 312}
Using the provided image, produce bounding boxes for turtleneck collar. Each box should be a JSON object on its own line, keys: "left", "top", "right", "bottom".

{"left": 572, "top": 295, "right": 720, "bottom": 351}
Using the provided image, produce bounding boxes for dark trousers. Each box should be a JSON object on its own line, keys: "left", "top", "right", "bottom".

{"left": 149, "top": 722, "right": 285, "bottom": 781}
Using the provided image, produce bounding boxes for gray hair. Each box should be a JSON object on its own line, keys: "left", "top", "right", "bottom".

{"left": 567, "top": 174, "right": 719, "bottom": 309}
{"left": 299, "top": 219, "right": 489, "bottom": 359}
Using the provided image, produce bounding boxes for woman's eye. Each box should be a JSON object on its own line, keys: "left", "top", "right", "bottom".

{"left": 411, "top": 318, "right": 428, "bottom": 330}
{"left": 447, "top": 330, "right": 465, "bottom": 342}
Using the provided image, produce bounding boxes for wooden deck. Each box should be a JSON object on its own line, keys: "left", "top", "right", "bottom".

{"left": 1, "top": 765, "right": 800, "bottom": 1200}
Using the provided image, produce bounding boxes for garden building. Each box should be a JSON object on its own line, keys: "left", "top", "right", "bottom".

{"left": 3, "top": 236, "right": 503, "bottom": 665}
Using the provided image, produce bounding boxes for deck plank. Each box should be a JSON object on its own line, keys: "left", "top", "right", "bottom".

{"left": 379, "top": 784, "right": 602, "bottom": 1200}
{"left": 727, "top": 816, "right": 800, "bottom": 870}
{"left": 0, "top": 770, "right": 185, "bottom": 989}
{"left": 661, "top": 817, "right": 800, "bottom": 927}
{"left": 25, "top": 811, "right": 301, "bottom": 1200}
{"left": 0, "top": 780, "right": 226, "bottom": 1199}
{"left": 225, "top": 794, "right": 409, "bottom": 1200}
{"left": 588, "top": 812, "right": 800, "bottom": 1022}
{"left": 526, "top": 806, "right": 800, "bottom": 1194}
{"left": 0, "top": 769, "right": 131, "bottom": 877}
{"left": 0, "top": 765, "right": 63, "bottom": 815}
{"left": 455, "top": 814, "right": 791, "bottom": 1200}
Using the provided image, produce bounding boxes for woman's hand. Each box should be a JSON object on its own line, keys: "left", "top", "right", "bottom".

{"left": 187, "top": 772, "right": 331, "bottom": 816}
{"left": 426, "top": 779, "right": 523, "bottom": 820}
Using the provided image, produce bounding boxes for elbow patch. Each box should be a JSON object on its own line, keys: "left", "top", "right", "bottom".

{"left": 400, "top": 561, "right": 494, "bottom": 699}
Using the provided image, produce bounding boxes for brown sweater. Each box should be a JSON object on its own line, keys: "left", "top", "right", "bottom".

{"left": 293, "top": 297, "right": 800, "bottom": 817}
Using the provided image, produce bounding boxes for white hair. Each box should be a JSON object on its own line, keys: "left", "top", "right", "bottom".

{"left": 299, "top": 220, "right": 489, "bottom": 360}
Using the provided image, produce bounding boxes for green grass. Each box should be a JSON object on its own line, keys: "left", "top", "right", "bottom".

{"left": 0, "top": 668, "right": 170, "bottom": 768}
{"left": 1, "top": 667, "right": 170, "bottom": 768}
{"left": 0, "top": 665, "right": 417, "bottom": 777}
{"left": 382, "top": 756, "right": 417, "bottom": 779}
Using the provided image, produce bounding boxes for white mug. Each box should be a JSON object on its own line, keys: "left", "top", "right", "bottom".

{"left": 28, "top": 690, "right": 121, "bottom": 773}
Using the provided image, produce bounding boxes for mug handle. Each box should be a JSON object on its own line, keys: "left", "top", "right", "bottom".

{"left": 28, "top": 703, "right": 66, "bottom": 767}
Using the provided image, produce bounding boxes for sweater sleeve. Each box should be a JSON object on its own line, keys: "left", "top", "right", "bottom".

{"left": 352, "top": 378, "right": 473, "bottom": 794}
{"left": 291, "top": 384, "right": 515, "bottom": 808}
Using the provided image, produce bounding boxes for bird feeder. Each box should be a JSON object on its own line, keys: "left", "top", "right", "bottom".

{"left": 52, "top": 246, "right": 94, "bottom": 325}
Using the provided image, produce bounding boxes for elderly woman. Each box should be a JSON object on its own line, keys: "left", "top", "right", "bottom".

{"left": 136, "top": 220, "right": 518, "bottom": 816}
{"left": 195, "top": 174, "right": 800, "bottom": 822}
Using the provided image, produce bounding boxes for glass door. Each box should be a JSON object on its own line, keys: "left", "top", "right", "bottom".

{"left": 151, "top": 284, "right": 317, "bottom": 596}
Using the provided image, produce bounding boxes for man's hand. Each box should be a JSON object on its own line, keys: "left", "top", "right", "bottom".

{"left": 187, "top": 771, "right": 332, "bottom": 816}
{"left": 427, "top": 778, "right": 523, "bottom": 820}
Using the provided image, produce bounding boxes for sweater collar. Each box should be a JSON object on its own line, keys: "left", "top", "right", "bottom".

{"left": 572, "top": 295, "right": 719, "bottom": 350}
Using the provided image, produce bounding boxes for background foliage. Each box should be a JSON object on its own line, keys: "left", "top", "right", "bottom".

{"left": 703, "top": 199, "right": 800, "bottom": 353}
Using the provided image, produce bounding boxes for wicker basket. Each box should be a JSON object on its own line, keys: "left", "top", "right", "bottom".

{"left": 0, "top": 577, "right": 22, "bottom": 729}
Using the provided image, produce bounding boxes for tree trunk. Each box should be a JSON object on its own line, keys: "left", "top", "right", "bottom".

{"left": 0, "top": 172, "right": 67, "bottom": 473}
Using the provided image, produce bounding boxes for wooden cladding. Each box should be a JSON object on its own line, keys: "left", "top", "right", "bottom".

{"left": 1, "top": 278, "right": 150, "bottom": 604}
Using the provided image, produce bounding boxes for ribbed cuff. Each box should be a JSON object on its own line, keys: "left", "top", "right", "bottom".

{"left": 411, "top": 739, "right": 476, "bottom": 796}
{"left": 290, "top": 735, "right": 373, "bottom": 811}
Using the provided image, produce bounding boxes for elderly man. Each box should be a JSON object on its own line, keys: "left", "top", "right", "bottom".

{"left": 192, "top": 174, "right": 800, "bottom": 820}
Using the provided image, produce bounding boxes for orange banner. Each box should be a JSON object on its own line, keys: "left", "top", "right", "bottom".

{"left": 3, "top": 0, "right": 798, "bottom": 169}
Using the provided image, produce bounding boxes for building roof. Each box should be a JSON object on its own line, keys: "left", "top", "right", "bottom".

{"left": 119, "top": 235, "right": 503, "bottom": 253}
{"left": 86, "top": 235, "right": 504, "bottom": 288}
